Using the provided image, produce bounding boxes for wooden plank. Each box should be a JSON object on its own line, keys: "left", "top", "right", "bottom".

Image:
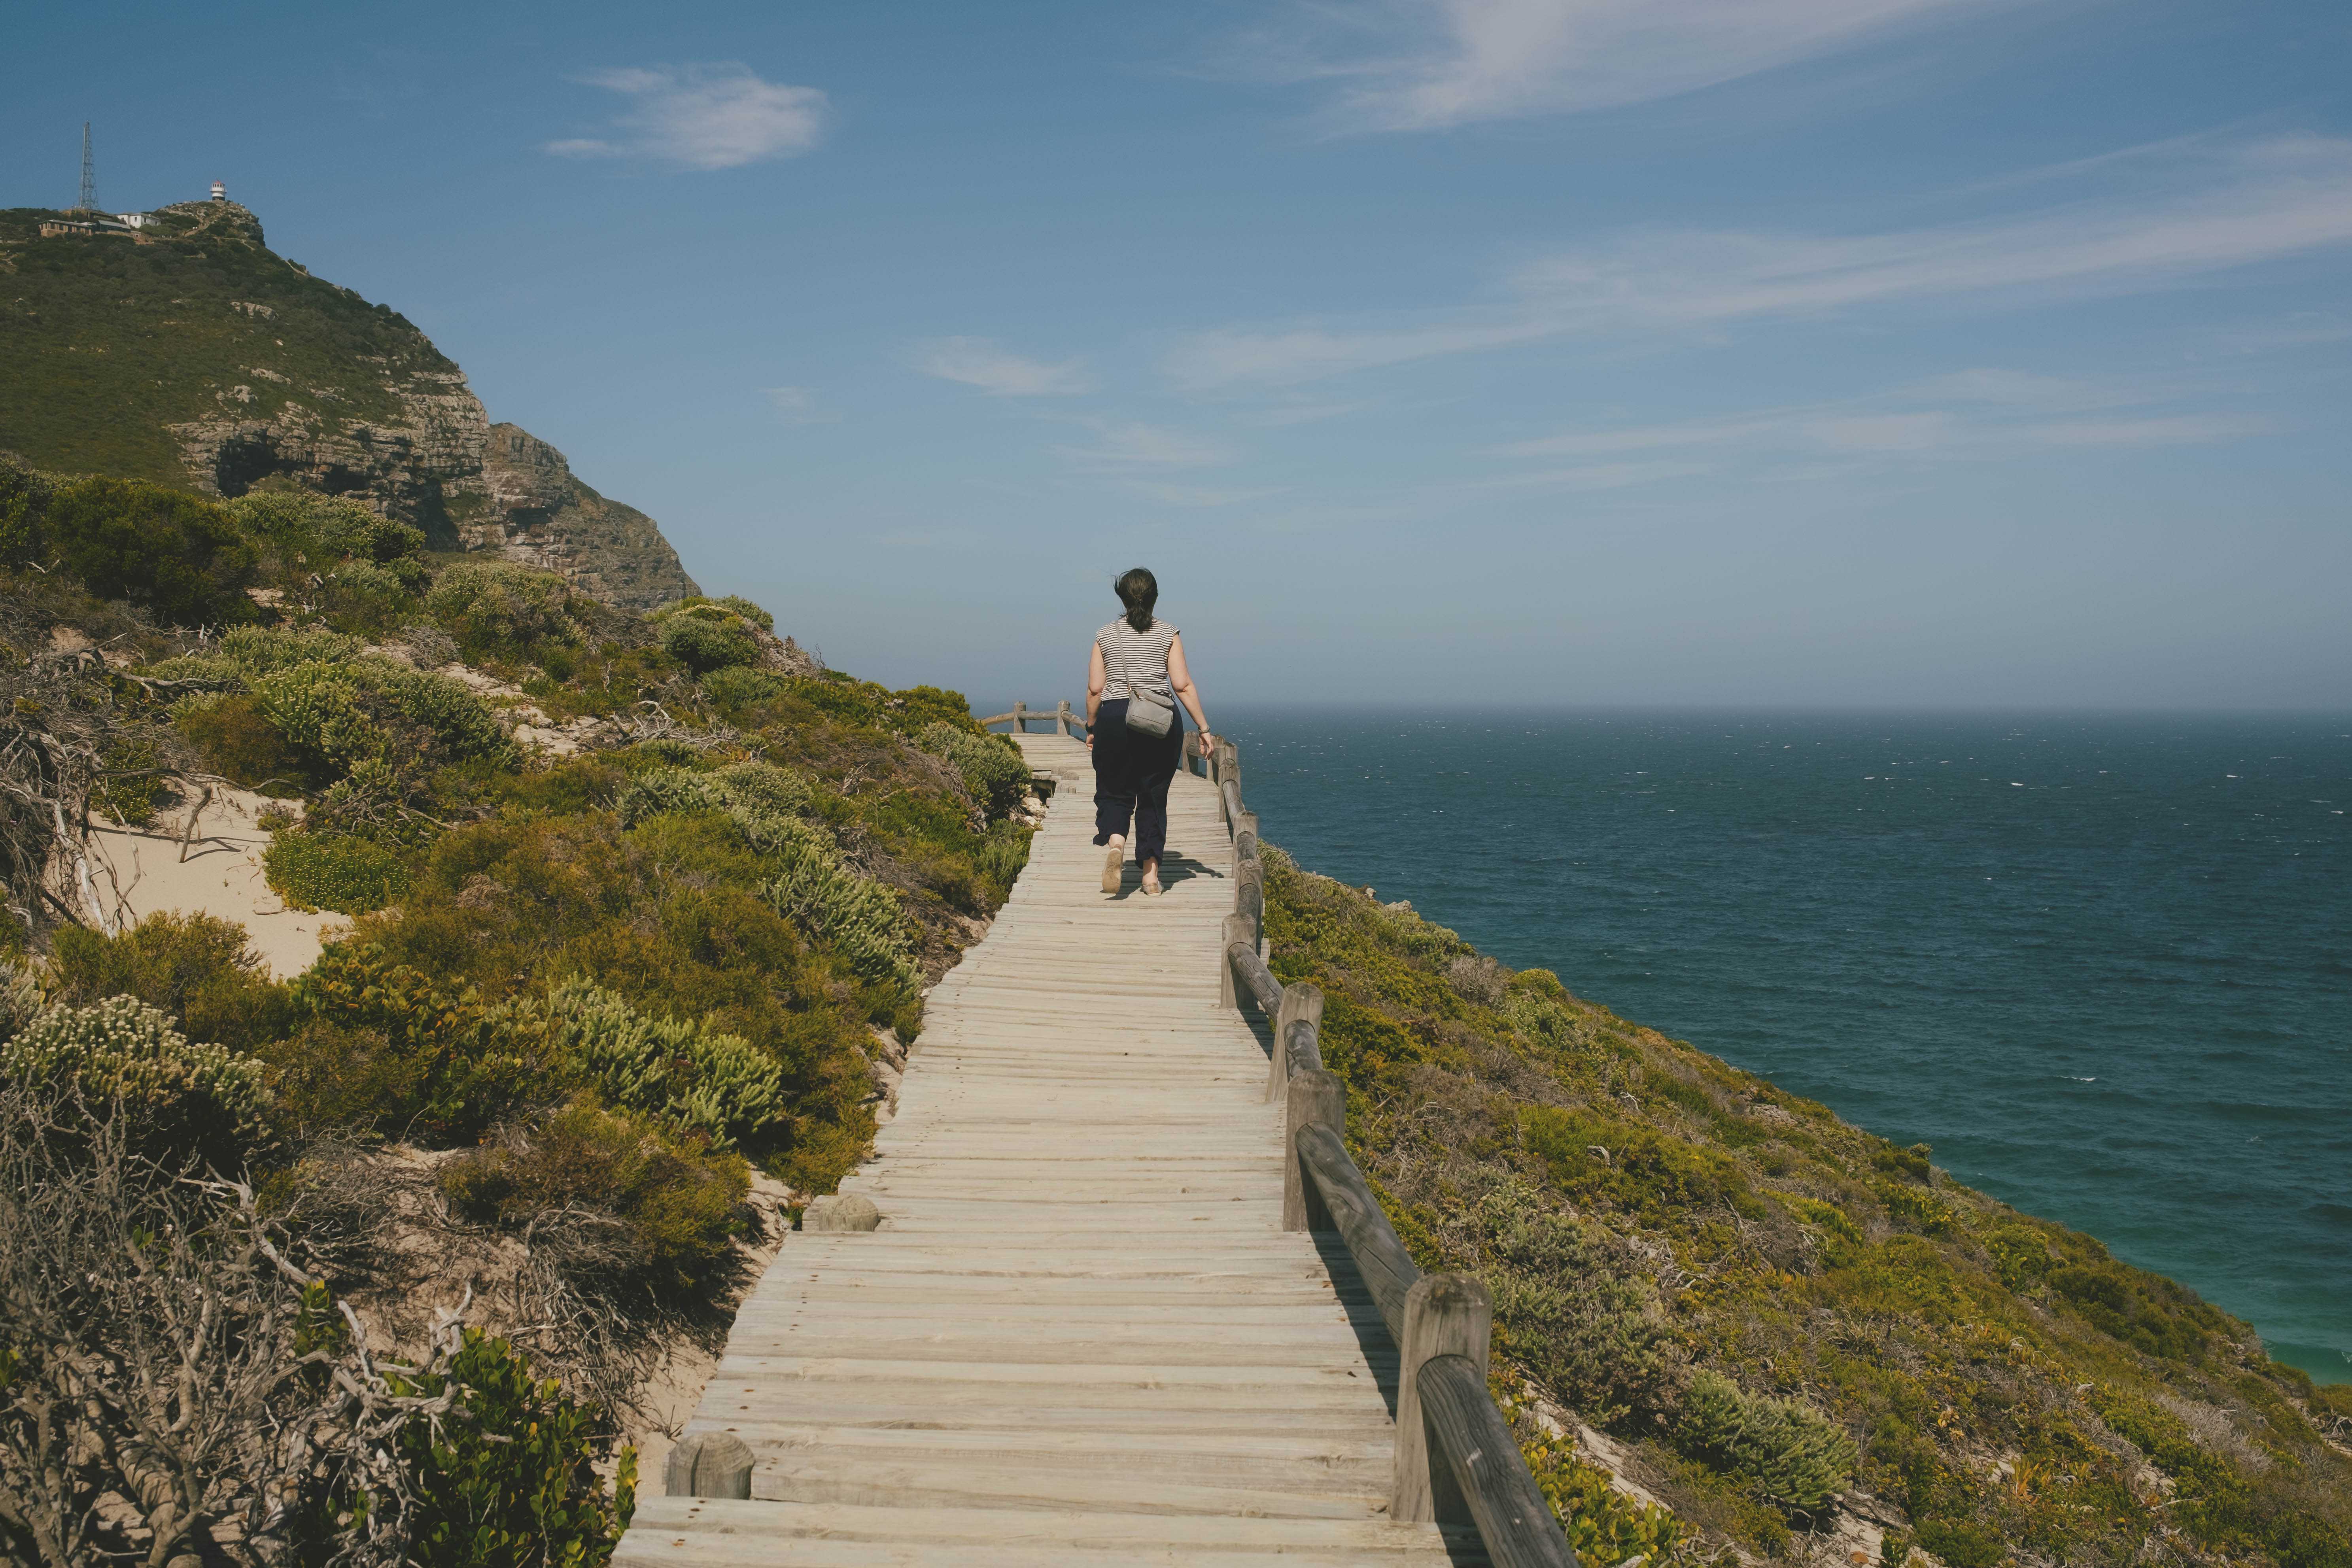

{"left": 617, "top": 1497, "right": 1480, "bottom": 1565}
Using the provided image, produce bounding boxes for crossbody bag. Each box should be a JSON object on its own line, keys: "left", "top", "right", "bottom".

{"left": 1123, "top": 686, "right": 1176, "bottom": 738}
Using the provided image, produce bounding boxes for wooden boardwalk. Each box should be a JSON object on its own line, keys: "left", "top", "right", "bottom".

{"left": 615, "top": 734, "right": 1476, "bottom": 1564}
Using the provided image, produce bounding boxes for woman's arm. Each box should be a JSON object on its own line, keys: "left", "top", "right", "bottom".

{"left": 1167, "top": 634, "right": 1211, "bottom": 749}
{"left": 1085, "top": 641, "right": 1107, "bottom": 747}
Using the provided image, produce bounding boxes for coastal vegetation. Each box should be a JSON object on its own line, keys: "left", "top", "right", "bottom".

{"left": 1263, "top": 852, "right": 2352, "bottom": 1568}
{"left": 0, "top": 456, "right": 1032, "bottom": 1565}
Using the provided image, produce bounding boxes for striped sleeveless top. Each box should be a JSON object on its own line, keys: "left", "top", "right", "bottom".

{"left": 1097, "top": 617, "right": 1178, "bottom": 702}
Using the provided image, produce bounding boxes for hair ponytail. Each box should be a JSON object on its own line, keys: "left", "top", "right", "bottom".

{"left": 1115, "top": 567, "right": 1158, "bottom": 632}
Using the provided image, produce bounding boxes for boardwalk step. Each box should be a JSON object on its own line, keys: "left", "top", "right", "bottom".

{"left": 618, "top": 1497, "right": 1485, "bottom": 1564}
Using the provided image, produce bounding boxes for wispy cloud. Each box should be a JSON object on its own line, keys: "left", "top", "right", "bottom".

{"left": 1250, "top": 0, "right": 2000, "bottom": 132}
{"left": 1491, "top": 371, "right": 2274, "bottom": 490}
{"left": 762, "top": 386, "right": 830, "bottom": 424}
{"left": 2215, "top": 312, "right": 2352, "bottom": 353}
{"left": 1129, "top": 482, "right": 1295, "bottom": 508}
{"left": 1248, "top": 399, "right": 1381, "bottom": 427}
{"left": 917, "top": 337, "right": 1095, "bottom": 396}
{"left": 548, "top": 64, "right": 826, "bottom": 170}
{"left": 1168, "top": 136, "right": 2352, "bottom": 388}
{"left": 1056, "top": 420, "right": 1236, "bottom": 471}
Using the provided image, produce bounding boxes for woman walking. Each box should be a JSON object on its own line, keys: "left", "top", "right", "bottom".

{"left": 1087, "top": 567, "right": 1213, "bottom": 896}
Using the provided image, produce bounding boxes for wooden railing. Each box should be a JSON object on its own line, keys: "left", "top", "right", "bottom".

{"left": 978, "top": 699, "right": 1084, "bottom": 736}
{"left": 1199, "top": 729, "right": 1577, "bottom": 1568}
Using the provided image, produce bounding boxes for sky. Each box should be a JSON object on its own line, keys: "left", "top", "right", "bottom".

{"left": 10, "top": 0, "right": 2350, "bottom": 708}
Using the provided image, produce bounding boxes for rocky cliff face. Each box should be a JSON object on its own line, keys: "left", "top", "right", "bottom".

{"left": 0, "top": 200, "right": 698, "bottom": 609}
{"left": 475, "top": 425, "right": 699, "bottom": 611}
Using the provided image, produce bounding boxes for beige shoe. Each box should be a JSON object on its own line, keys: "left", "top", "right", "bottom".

{"left": 1100, "top": 838, "right": 1124, "bottom": 894}
{"left": 1140, "top": 863, "right": 1162, "bottom": 897}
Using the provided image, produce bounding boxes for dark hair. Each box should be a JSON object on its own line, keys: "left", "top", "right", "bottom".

{"left": 1114, "top": 567, "right": 1158, "bottom": 633}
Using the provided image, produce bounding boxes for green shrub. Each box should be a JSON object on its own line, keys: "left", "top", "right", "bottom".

{"left": 1469, "top": 1177, "right": 1681, "bottom": 1425}
{"left": 1, "top": 994, "right": 271, "bottom": 1165}
{"left": 1503, "top": 989, "right": 1586, "bottom": 1053}
{"left": 383, "top": 1328, "right": 633, "bottom": 1567}
{"left": 1524, "top": 1104, "right": 1750, "bottom": 1220}
{"left": 315, "top": 556, "right": 422, "bottom": 629}
{"left": 1915, "top": 1519, "right": 2003, "bottom": 1568}
{"left": 425, "top": 560, "right": 584, "bottom": 656}
{"left": 265, "top": 830, "right": 411, "bottom": 913}
{"left": 1512, "top": 1413, "right": 1689, "bottom": 1567}
{"left": 91, "top": 734, "right": 167, "bottom": 827}
{"left": 523, "top": 979, "right": 788, "bottom": 1152}
{"left": 977, "top": 819, "right": 1032, "bottom": 898}
{"left": 284, "top": 945, "right": 543, "bottom": 1144}
{"left": 660, "top": 613, "right": 759, "bottom": 673}
{"left": 618, "top": 762, "right": 819, "bottom": 845}
{"left": 251, "top": 657, "right": 512, "bottom": 775}
{"left": 1875, "top": 1178, "right": 1957, "bottom": 1235}
{"left": 44, "top": 475, "right": 261, "bottom": 626}
{"left": 173, "top": 693, "right": 304, "bottom": 792}
{"left": 0, "top": 456, "right": 52, "bottom": 565}
{"left": 1678, "top": 1371, "right": 1856, "bottom": 1513}
{"left": 915, "top": 721, "right": 1030, "bottom": 821}
{"left": 48, "top": 911, "right": 293, "bottom": 1051}
{"left": 701, "top": 664, "right": 786, "bottom": 710}
{"left": 227, "top": 488, "right": 423, "bottom": 565}
{"left": 714, "top": 594, "right": 775, "bottom": 631}
{"left": 1985, "top": 1222, "right": 2055, "bottom": 1289}
{"left": 1872, "top": 1141, "right": 1934, "bottom": 1182}
{"left": 764, "top": 836, "right": 916, "bottom": 990}
{"left": 437, "top": 1100, "right": 748, "bottom": 1292}
{"left": 618, "top": 763, "right": 915, "bottom": 988}
{"left": 221, "top": 623, "right": 366, "bottom": 673}
{"left": 0, "top": 961, "right": 41, "bottom": 1041}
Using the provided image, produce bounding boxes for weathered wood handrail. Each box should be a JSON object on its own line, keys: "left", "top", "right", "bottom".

{"left": 1226, "top": 938, "right": 1283, "bottom": 1015}
{"left": 1293, "top": 1122, "right": 1419, "bottom": 1339}
{"left": 1420, "top": 1354, "right": 1579, "bottom": 1567}
{"left": 979, "top": 699, "right": 1085, "bottom": 737}
{"left": 1206, "top": 733, "right": 1582, "bottom": 1568}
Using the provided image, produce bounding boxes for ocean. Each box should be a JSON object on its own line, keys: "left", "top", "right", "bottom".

{"left": 1206, "top": 709, "right": 2350, "bottom": 1383}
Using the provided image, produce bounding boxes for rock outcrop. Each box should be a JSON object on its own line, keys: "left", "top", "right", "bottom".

{"left": 474, "top": 425, "right": 698, "bottom": 611}
{"left": 167, "top": 366, "right": 495, "bottom": 545}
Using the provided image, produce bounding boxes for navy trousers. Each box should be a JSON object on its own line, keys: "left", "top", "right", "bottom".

{"left": 1092, "top": 699, "right": 1185, "bottom": 864}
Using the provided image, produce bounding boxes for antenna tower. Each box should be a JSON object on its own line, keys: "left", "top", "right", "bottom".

{"left": 77, "top": 122, "right": 96, "bottom": 212}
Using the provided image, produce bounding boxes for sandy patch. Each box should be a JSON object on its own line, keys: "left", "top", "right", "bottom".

{"left": 87, "top": 787, "right": 345, "bottom": 978}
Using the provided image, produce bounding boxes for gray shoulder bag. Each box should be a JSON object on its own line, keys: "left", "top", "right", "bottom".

{"left": 1123, "top": 687, "right": 1176, "bottom": 738}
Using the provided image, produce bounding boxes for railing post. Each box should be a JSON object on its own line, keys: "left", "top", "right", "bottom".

{"left": 1216, "top": 740, "right": 1240, "bottom": 815}
{"left": 665, "top": 1431, "right": 754, "bottom": 1498}
{"left": 1394, "top": 1273, "right": 1494, "bottom": 1525}
{"left": 1265, "top": 982, "right": 1323, "bottom": 1103}
{"left": 1220, "top": 913, "right": 1249, "bottom": 1008}
{"left": 1235, "top": 859, "right": 1265, "bottom": 950}
{"left": 1057, "top": 699, "right": 1074, "bottom": 738}
{"left": 1283, "top": 1068, "right": 1344, "bottom": 1233}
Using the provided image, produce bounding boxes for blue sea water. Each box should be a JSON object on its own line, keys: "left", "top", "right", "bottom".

{"left": 1210, "top": 709, "right": 2352, "bottom": 1383}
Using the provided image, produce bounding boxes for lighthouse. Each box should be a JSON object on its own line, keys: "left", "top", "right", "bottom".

{"left": 210, "top": 179, "right": 226, "bottom": 202}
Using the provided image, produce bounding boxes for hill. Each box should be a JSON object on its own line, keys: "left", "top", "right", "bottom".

{"left": 1265, "top": 860, "right": 2352, "bottom": 1568}
{"left": 0, "top": 199, "right": 697, "bottom": 609}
